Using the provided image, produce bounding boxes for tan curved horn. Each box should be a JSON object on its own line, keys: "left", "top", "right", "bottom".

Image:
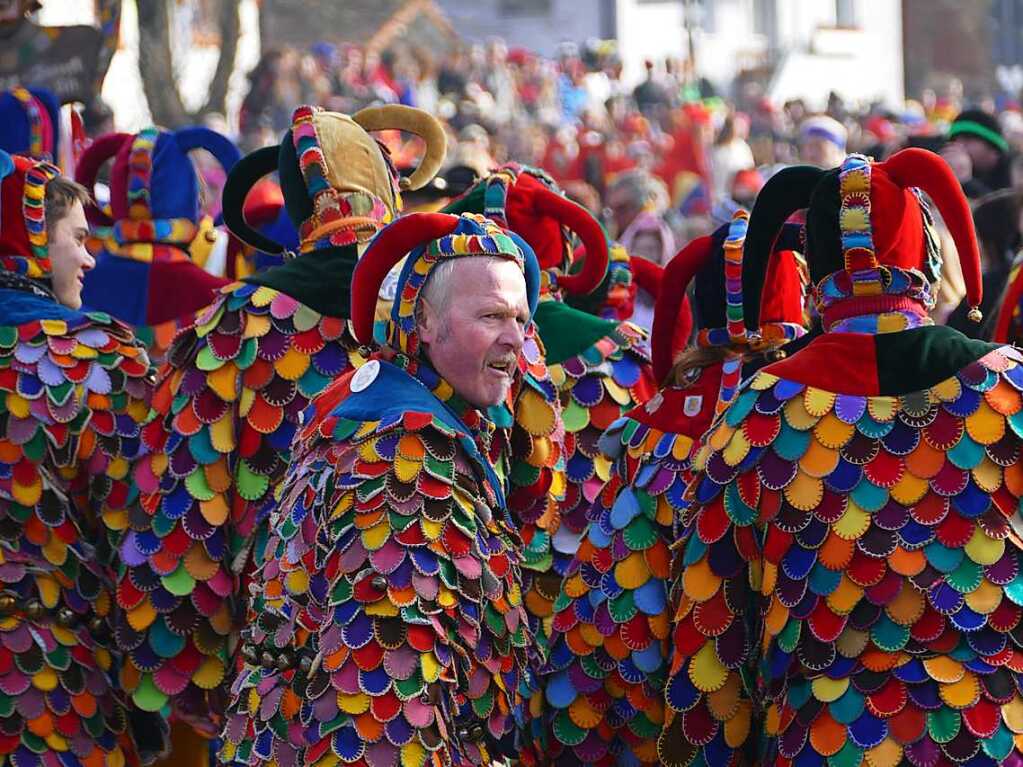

{"left": 351, "top": 104, "right": 447, "bottom": 191}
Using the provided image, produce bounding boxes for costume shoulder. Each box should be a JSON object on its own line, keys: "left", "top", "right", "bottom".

{"left": 659, "top": 343, "right": 1023, "bottom": 766}
{"left": 126, "top": 279, "right": 357, "bottom": 732}
{"left": 0, "top": 292, "right": 155, "bottom": 764}
{"left": 222, "top": 362, "right": 530, "bottom": 767}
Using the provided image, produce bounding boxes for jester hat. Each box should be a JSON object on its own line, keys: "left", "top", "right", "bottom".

{"left": 76, "top": 125, "right": 241, "bottom": 244}
{"left": 0, "top": 150, "right": 61, "bottom": 280}
{"left": 652, "top": 210, "right": 806, "bottom": 384}
{"left": 0, "top": 87, "right": 60, "bottom": 162}
{"left": 224, "top": 178, "right": 299, "bottom": 278}
{"left": 443, "top": 163, "right": 609, "bottom": 296}
{"left": 743, "top": 148, "right": 982, "bottom": 331}
{"left": 222, "top": 104, "right": 446, "bottom": 259}
{"left": 351, "top": 212, "right": 541, "bottom": 359}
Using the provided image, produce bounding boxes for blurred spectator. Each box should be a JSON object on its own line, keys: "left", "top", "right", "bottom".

{"left": 605, "top": 169, "right": 669, "bottom": 240}
{"left": 710, "top": 112, "right": 754, "bottom": 201}
{"left": 799, "top": 115, "right": 847, "bottom": 168}
{"left": 943, "top": 109, "right": 1012, "bottom": 199}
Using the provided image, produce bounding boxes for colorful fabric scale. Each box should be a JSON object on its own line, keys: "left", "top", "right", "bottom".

{"left": 125, "top": 280, "right": 361, "bottom": 735}
{"left": 0, "top": 293, "right": 154, "bottom": 767}
{"left": 659, "top": 346, "right": 1023, "bottom": 767}
{"left": 220, "top": 361, "right": 530, "bottom": 767}
{"left": 548, "top": 322, "right": 656, "bottom": 577}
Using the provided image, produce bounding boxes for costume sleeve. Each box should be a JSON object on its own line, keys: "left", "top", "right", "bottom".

{"left": 221, "top": 408, "right": 530, "bottom": 767}
{"left": 546, "top": 416, "right": 686, "bottom": 765}
{"left": 0, "top": 316, "right": 162, "bottom": 764}
{"left": 120, "top": 284, "right": 354, "bottom": 734}
{"left": 658, "top": 392, "right": 763, "bottom": 767}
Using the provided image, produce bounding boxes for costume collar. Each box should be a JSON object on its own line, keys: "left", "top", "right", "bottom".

{"left": 816, "top": 264, "right": 934, "bottom": 334}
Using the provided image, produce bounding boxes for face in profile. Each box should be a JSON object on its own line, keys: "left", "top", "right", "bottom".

{"left": 418, "top": 257, "right": 529, "bottom": 410}
{"left": 48, "top": 199, "right": 94, "bottom": 310}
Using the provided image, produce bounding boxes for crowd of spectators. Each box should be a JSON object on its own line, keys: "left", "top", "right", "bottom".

{"left": 235, "top": 36, "right": 1023, "bottom": 338}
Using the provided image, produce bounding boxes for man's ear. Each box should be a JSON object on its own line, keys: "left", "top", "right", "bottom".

{"left": 417, "top": 299, "right": 437, "bottom": 346}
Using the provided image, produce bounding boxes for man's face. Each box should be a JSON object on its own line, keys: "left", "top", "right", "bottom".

{"left": 954, "top": 135, "right": 1000, "bottom": 174}
{"left": 631, "top": 230, "right": 664, "bottom": 265}
{"left": 606, "top": 188, "right": 641, "bottom": 238}
{"left": 419, "top": 258, "right": 529, "bottom": 409}
{"left": 799, "top": 137, "right": 845, "bottom": 169}
{"left": 48, "top": 200, "right": 94, "bottom": 310}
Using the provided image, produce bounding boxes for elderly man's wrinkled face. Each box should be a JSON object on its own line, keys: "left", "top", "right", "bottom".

{"left": 418, "top": 257, "right": 529, "bottom": 409}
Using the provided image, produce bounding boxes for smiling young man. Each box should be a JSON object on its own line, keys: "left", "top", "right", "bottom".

{"left": 0, "top": 153, "right": 163, "bottom": 765}
{"left": 222, "top": 213, "right": 542, "bottom": 767}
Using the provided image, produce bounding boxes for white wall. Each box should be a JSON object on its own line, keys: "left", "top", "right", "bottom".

{"left": 436, "top": 0, "right": 606, "bottom": 56}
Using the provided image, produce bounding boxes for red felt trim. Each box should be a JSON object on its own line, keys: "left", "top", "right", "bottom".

{"left": 820, "top": 295, "right": 927, "bottom": 329}
{"left": 145, "top": 261, "right": 230, "bottom": 325}
{"left": 625, "top": 361, "right": 723, "bottom": 437}
{"left": 994, "top": 266, "right": 1023, "bottom": 343}
{"left": 761, "top": 333, "right": 881, "bottom": 395}
{"left": 652, "top": 236, "right": 711, "bottom": 384}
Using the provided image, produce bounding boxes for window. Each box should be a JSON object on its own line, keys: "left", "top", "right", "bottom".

{"left": 500, "top": 0, "right": 553, "bottom": 15}
{"left": 835, "top": 0, "right": 856, "bottom": 27}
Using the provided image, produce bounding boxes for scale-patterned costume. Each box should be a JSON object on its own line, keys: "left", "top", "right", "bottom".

{"left": 658, "top": 150, "right": 1023, "bottom": 767}
{"left": 545, "top": 211, "right": 808, "bottom": 765}
{"left": 118, "top": 105, "right": 447, "bottom": 739}
{"left": 0, "top": 87, "right": 61, "bottom": 163}
{"left": 221, "top": 212, "right": 542, "bottom": 766}
{"left": 0, "top": 152, "right": 161, "bottom": 766}
{"left": 75, "top": 127, "right": 239, "bottom": 362}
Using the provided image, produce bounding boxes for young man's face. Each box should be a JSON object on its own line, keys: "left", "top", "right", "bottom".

{"left": 418, "top": 258, "right": 529, "bottom": 410}
{"left": 48, "top": 200, "right": 94, "bottom": 309}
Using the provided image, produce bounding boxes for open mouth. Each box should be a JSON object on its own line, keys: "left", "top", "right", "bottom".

{"left": 486, "top": 359, "right": 515, "bottom": 376}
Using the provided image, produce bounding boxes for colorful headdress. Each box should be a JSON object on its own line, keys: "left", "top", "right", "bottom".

{"left": 652, "top": 209, "right": 806, "bottom": 385}
{"left": 0, "top": 150, "right": 61, "bottom": 280}
{"left": 222, "top": 104, "right": 447, "bottom": 258}
{"left": 443, "top": 163, "right": 609, "bottom": 296}
{"left": 76, "top": 125, "right": 241, "bottom": 248}
{"left": 351, "top": 212, "right": 541, "bottom": 359}
{"left": 0, "top": 87, "right": 60, "bottom": 162}
{"left": 743, "top": 148, "right": 982, "bottom": 330}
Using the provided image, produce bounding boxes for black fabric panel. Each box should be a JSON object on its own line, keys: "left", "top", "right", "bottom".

{"left": 874, "top": 324, "right": 1002, "bottom": 395}
{"left": 243, "top": 245, "right": 357, "bottom": 318}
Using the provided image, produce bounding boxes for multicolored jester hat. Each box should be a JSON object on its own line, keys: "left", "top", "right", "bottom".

{"left": 118, "top": 103, "right": 446, "bottom": 741}
{"left": 221, "top": 212, "right": 542, "bottom": 767}
{"left": 657, "top": 148, "right": 1023, "bottom": 767}
{"left": 0, "top": 149, "right": 162, "bottom": 766}
{"left": 0, "top": 86, "right": 61, "bottom": 162}
{"left": 75, "top": 125, "right": 240, "bottom": 360}
{"left": 543, "top": 209, "right": 807, "bottom": 766}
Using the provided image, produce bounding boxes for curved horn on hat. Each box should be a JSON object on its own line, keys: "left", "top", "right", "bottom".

{"left": 532, "top": 188, "right": 609, "bottom": 295}
{"left": 175, "top": 126, "right": 242, "bottom": 176}
{"left": 743, "top": 165, "right": 824, "bottom": 329}
{"left": 881, "top": 147, "right": 983, "bottom": 319}
{"left": 351, "top": 105, "right": 447, "bottom": 192}
{"left": 630, "top": 256, "right": 663, "bottom": 298}
{"left": 651, "top": 237, "right": 711, "bottom": 385}
{"left": 350, "top": 212, "right": 461, "bottom": 344}
{"left": 221, "top": 145, "right": 285, "bottom": 254}
{"left": 74, "top": 132, "right": 132, "bottom": 226}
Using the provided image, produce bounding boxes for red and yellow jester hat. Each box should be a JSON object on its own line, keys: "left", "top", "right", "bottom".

{"left": 743, "top": 148, "right": 982, "bottom": 331}
{"left": 652, "top": 209, "right": 806, "bottom": 386}
{"left": 0, "top": 151, "right": 61, "bottom": 280}
{"left": 350, "top": 212, "right": 542, "bottom": 361}
{"left": 443, "top": 163, "right": 610, "bottom": 296}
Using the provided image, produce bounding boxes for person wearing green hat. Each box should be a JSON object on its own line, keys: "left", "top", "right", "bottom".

{"left": 942, "top": 108, "right": 1013, "bottom": 199}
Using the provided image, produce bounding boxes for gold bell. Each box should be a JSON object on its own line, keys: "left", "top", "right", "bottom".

{"left": 276, "top": 652, "right": 293, "bottom": 672}
{"left": 241, "top": 644, "right": 259, "bottom": 664}
{"left": 56, "top": 607, "right": 77, "bottom": 627}
{"left": 968, "top": 305, "right": 983, "bottom": 323}
{"left": 24, "top": 600, "right": 44, "bottom": 620}
{"left": 0, "top": 595, "right": 16, "bottom": 614}
{"left": 261, "top": 651, "right": 276, "bottom": 669}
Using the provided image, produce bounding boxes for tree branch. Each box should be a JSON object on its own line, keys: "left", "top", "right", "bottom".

{"left": 199, "top": 0, "right": 240, "bottom": 116}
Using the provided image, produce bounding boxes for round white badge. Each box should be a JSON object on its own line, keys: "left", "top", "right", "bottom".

{"left": 350, "top": 360, "right": 380, "bottom": 393}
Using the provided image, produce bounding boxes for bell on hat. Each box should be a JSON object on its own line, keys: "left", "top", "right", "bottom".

{"left": 222, "top": 104, "right": 447, "bottom": 260}
{"left": 0, "top": 87, "right": 60, "bottom": 162}
{"left": 743, "top": 148, "right": 983, "bottom": 333}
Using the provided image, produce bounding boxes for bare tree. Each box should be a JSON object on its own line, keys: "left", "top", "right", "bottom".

{"left": 137, "top": 0, "right": 240, "bottom": 127}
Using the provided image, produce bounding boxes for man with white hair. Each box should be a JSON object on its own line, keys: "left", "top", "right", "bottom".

{"left": 221, "top": 213, "right": 544, "bottom": 766}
